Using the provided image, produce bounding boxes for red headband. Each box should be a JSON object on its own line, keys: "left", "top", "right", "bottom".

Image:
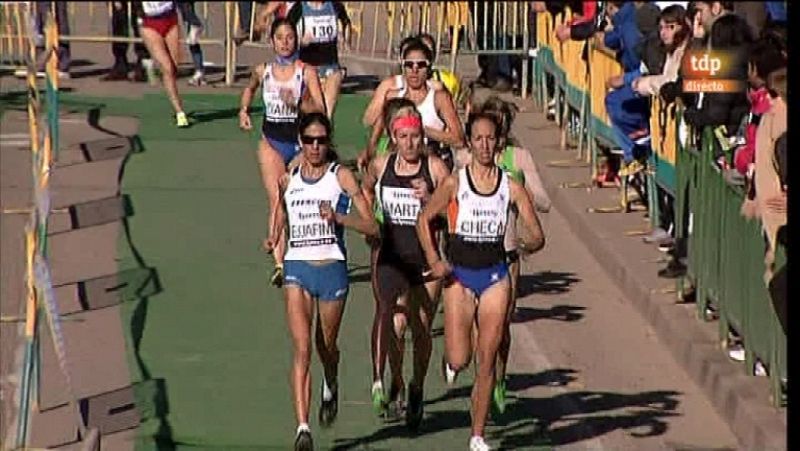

{"left": 391, "top": 115, "right": 422, "bottom": 132}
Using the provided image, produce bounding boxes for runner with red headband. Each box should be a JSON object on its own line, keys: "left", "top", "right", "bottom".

{"left": 361, "top": 107, "right": 451, "bottom": 427}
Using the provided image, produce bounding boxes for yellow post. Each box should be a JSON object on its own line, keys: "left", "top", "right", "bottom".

{"left": 386, "top": 3, "right": 395, "bottom": 59}
{"left": 371, "top": 1, "right": 379, "bottom": 57}
{"left": 435, "top": 3, "right": 444, "bottom": 63}
{"left": 225, "top": 2, "right": 233, "bottom": 85}
{"left": 248, "top": 1, "right": 256, "bottom": 41}
{"left": 14, "top": 3, "right": 25, "bottom": 67}
{"left": 449, "top": 3, "right": 460, "bottom": 72}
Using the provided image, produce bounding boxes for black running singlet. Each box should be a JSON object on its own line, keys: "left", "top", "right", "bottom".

{"left": 376, "top": 153, "right": 436, "bottom": 266}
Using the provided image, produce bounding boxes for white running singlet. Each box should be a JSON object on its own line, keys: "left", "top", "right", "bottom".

{"left": 284, "top": 163, "right": 349, "bottom": 262}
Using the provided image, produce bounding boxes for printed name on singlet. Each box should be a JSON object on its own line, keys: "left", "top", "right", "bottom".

{"left": 381, "top": 187, "right": 421, "bottom": 226}
{"left": 265, "top": 88, "right": 299, "bottom": 121}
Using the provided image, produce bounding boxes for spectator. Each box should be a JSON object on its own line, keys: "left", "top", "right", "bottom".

{"left": 630, "top": 5, "right": 691, "bottom": 263}
{"left": 732, "top": 39, "right": 785, "bottom": 177}
{"left": 235, "top": 0, "right": 268, "bottom": 44}
{"left": 598, "top": 1, "right": 652, "bottom": 177}
{"left": 554, "top": 1, "right": 598, "bottom": 42}
{"left": 177, "top": 1, "right": 207, "bottom": 86}
{"left": 681, "top": 3, "right": 753, "bottom": 151}
{"left": 101, "top": 1, "right": 151, "bottom": 82}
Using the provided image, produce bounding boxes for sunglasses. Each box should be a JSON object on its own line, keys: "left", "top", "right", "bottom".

{"left": 300, "top": 135, "right": 331, "bottom": 145}
{"left": 402, "top": 59, "right": 430, "bottom": 70}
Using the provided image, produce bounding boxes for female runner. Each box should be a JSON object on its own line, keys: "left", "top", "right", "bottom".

{"left": 288, "top": 1, "right": 352, "bottom": 118}
{"left": 362, "top": 107, "right": 450, "bottom": 427}
{"left": 265, "top": 112, "right": 378, "bottom": 451}
{"left": 240, "top": 18, "right": 325, "bottom": 287}
{"left": 416, "top": 113, "right": 545, "bottom": 451}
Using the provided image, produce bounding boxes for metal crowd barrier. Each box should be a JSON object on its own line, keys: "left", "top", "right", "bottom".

{"left": 533, "top": 7, "right": 786, "bottom": 407}
{"left": 3, "top": 8, "right": 92, "bottom": 448}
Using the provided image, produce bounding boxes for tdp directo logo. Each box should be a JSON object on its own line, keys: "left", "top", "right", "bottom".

{"left": 681, "top": 50, "right": 746, "bottom": 93}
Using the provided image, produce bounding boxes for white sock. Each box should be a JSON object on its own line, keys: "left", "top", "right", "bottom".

{"left": 296, "top": 423, "right": 310, "bottom": 435}
{"left": 322, "top": 378, "right": 334, "bottom": 402}
{"left": 371, "top": 380, "right": 383, "bottom": 394}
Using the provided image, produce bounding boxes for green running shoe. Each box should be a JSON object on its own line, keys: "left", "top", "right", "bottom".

{"left": 491, "top": 379, "right": 507, "bottom": 417}
{"left": 372, "top": 383, "right": 386, "bottom": 416}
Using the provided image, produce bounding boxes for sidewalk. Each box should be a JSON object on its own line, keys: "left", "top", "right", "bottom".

{"left": 507, "top": 96, "right": 787, "bottom": 451}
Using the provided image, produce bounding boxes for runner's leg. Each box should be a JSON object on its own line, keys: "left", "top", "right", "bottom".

{"left": 285, "top": 285, "right": 315, "bottom": 426}
{"left": 257, "top": 139, "right": 288, "bottom": 266}
{"left": 321, "top": 70, "right": 344, "bottom": 119}
{"left": 140, "top": 26, "right": 184, "bottom": 114}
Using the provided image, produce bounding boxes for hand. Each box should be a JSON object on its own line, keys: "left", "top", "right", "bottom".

{"left": 555, "top": 24, "right": 570, "bottom": 42}
{"left": 357, "top": 149, "right": 371, "bottom": 173}
{"left": 765, "top": 192, "right": 787, "bottom": 214}
{"left": 410, "top": 178, "right": 430, "bottom": 201}
{"left": 262, "top": 235, "right": 278, "bottom": 253}
{"left": 239, "top": 110, "right": 252, "bottom": 130}
{"left": 632, "top": 77, "right": 641, "bottom": 92}
{"left": 606, "top": 75, "right": 624, "bottom": 89}
{"left": 319, "top": 201, "right": 336, "bottom": 224}
{"left": 428, "top": 260, "right": 452, "bottom": 280}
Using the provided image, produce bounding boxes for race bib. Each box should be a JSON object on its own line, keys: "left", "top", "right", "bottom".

{"left": 381, "top": 187, "right": 422, "bottom": 226}
{"left": 305, "top": 14, "right": 337, "bottom": 44}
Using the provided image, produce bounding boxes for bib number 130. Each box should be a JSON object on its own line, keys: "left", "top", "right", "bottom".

{"left": 312, "top": 25, "right": 335, "bottom": 39}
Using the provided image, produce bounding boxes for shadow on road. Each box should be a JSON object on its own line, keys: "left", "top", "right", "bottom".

{"left": 116, "top": 131, "right": 177, "bottom": 449}
{"left": 512, "top": 304, "right": 586, "bottom": 324}
{"left": 517, "top": 271, "right": 581, "bottom": 298}
{"left": 331, "top": 367, "right": 681, "bottom": 450}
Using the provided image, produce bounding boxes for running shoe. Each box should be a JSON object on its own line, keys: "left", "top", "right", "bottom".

{"left": 188, "top": 70, "right": 206, "bottom": 86}
{"left": 469, "top": 435, "right": 491, "bottom": 451}
{"left": 371, "top": 382, "right": 387, "bottom": 415}
{"left": 405, "top": 383, "right": 424, "bottom": 431}
{"left": 142, "top": 58, "right": 158, "bottom": 86}
{"left": 318, "top": 380, "right": 338, "bottom": 428}
{"left": 294, "top": 429, "right": 313, "bottom": 451}
{"left": 385, "top": 382, "right": 405, "bottom": 420}
{"left": 176, "top": 111, "right": 190, "bottom": 128}
{"left": 271, "top": 265, "right": 284, "bottom": 287}
{"left": 491, "top": 378, "right": 507, "bottom": 417}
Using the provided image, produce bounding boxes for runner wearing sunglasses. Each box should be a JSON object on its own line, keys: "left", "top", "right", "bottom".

{"left": 359, "top": 39, "right": 464, "bottom": 172}
{"left": 361, "top": 107, "right": 451, "bottom": 426}
{"left": 240, "top": 18, "right": 326, "bottom": 287}
{"left": 265, "top": 113, "right": 378, "bottom": 451}
{"left": 287, "top": 1, "right": 352, "bottom": 119}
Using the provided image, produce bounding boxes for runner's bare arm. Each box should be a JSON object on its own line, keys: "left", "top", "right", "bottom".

{"left": 361, "top": 155, "right": 387, "bottom": 210}
{"left": 302, "top": 66, "right": 327, "bottom": 115}
{"left": 425, "top": 89, "right": 465, "bottom": 148}
{"left": 266, "top": 173, "right": 290, "bottom": 250}
{"left": 337, "top": 167, "right": 379, "bottom": 237}
{"left": 509, "top": 179, "right": 545, "bottom": 254}
{"left": 241, "top": 64, "right": 265, "bottom": 110}
{"left": 514, "top": 147, "right": 552, "bottom": 212}
{"left": 362, "top": 77, "right": 394, "bottom": 127}
{"left": 417, "top": 174, "right": 458, "bottom": 267}
{"left": 428, "top": 154, "right": 452, "bottom": 187}
{"left": 240, "top": 64, "right": 266, "bottom": 130}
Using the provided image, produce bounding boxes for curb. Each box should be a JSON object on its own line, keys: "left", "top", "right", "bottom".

{"left": 531, "top": 122, "right": 787, "bottom": 451}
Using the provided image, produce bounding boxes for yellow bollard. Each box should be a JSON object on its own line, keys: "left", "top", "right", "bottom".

{"left": 371, "top": 1, "right": 379, "bottom": 56}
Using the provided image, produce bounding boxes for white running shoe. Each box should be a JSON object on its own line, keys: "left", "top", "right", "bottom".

{"left": 442, "top": 358, "right": 457, "bottom": 385}
{"left": 727, "top": 345, "right": 745, "bottom": 362}
{"left": 754, "top": 361, "right": 768, "bottom": 377}
{"left": 469, "top": 436, "right": 491, "bottom": 451}
{"left": 188, "top": 70, "right": 206, "bottom": 86}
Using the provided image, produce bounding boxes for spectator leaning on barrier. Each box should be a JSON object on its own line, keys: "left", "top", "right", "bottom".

{"left": 744, "top": 66, "right": 786, "bottom": 284}
{"left": 731, "top": 38, "right": 785, "bottom": 178}
{"left": 597, "top": 1, "right": 652, "bottom": 177}
{"left": 554, "top": 1, "right": 598, "bottom": 42}
{"left": 681, "top": 3, "right": 753, "bottom": 161}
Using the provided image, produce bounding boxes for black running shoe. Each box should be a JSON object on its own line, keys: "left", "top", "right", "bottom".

{"left": 294, "top": 430, "right": 313, "bottom": 451}
{"left": 385, "top": 381, "right": 405, "bottom": 420}
{"left": 318, "top": 381, "right": 338, "bottom": 428}
{"left": 405, "top": 383, "right": 424, "bottom": 431}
